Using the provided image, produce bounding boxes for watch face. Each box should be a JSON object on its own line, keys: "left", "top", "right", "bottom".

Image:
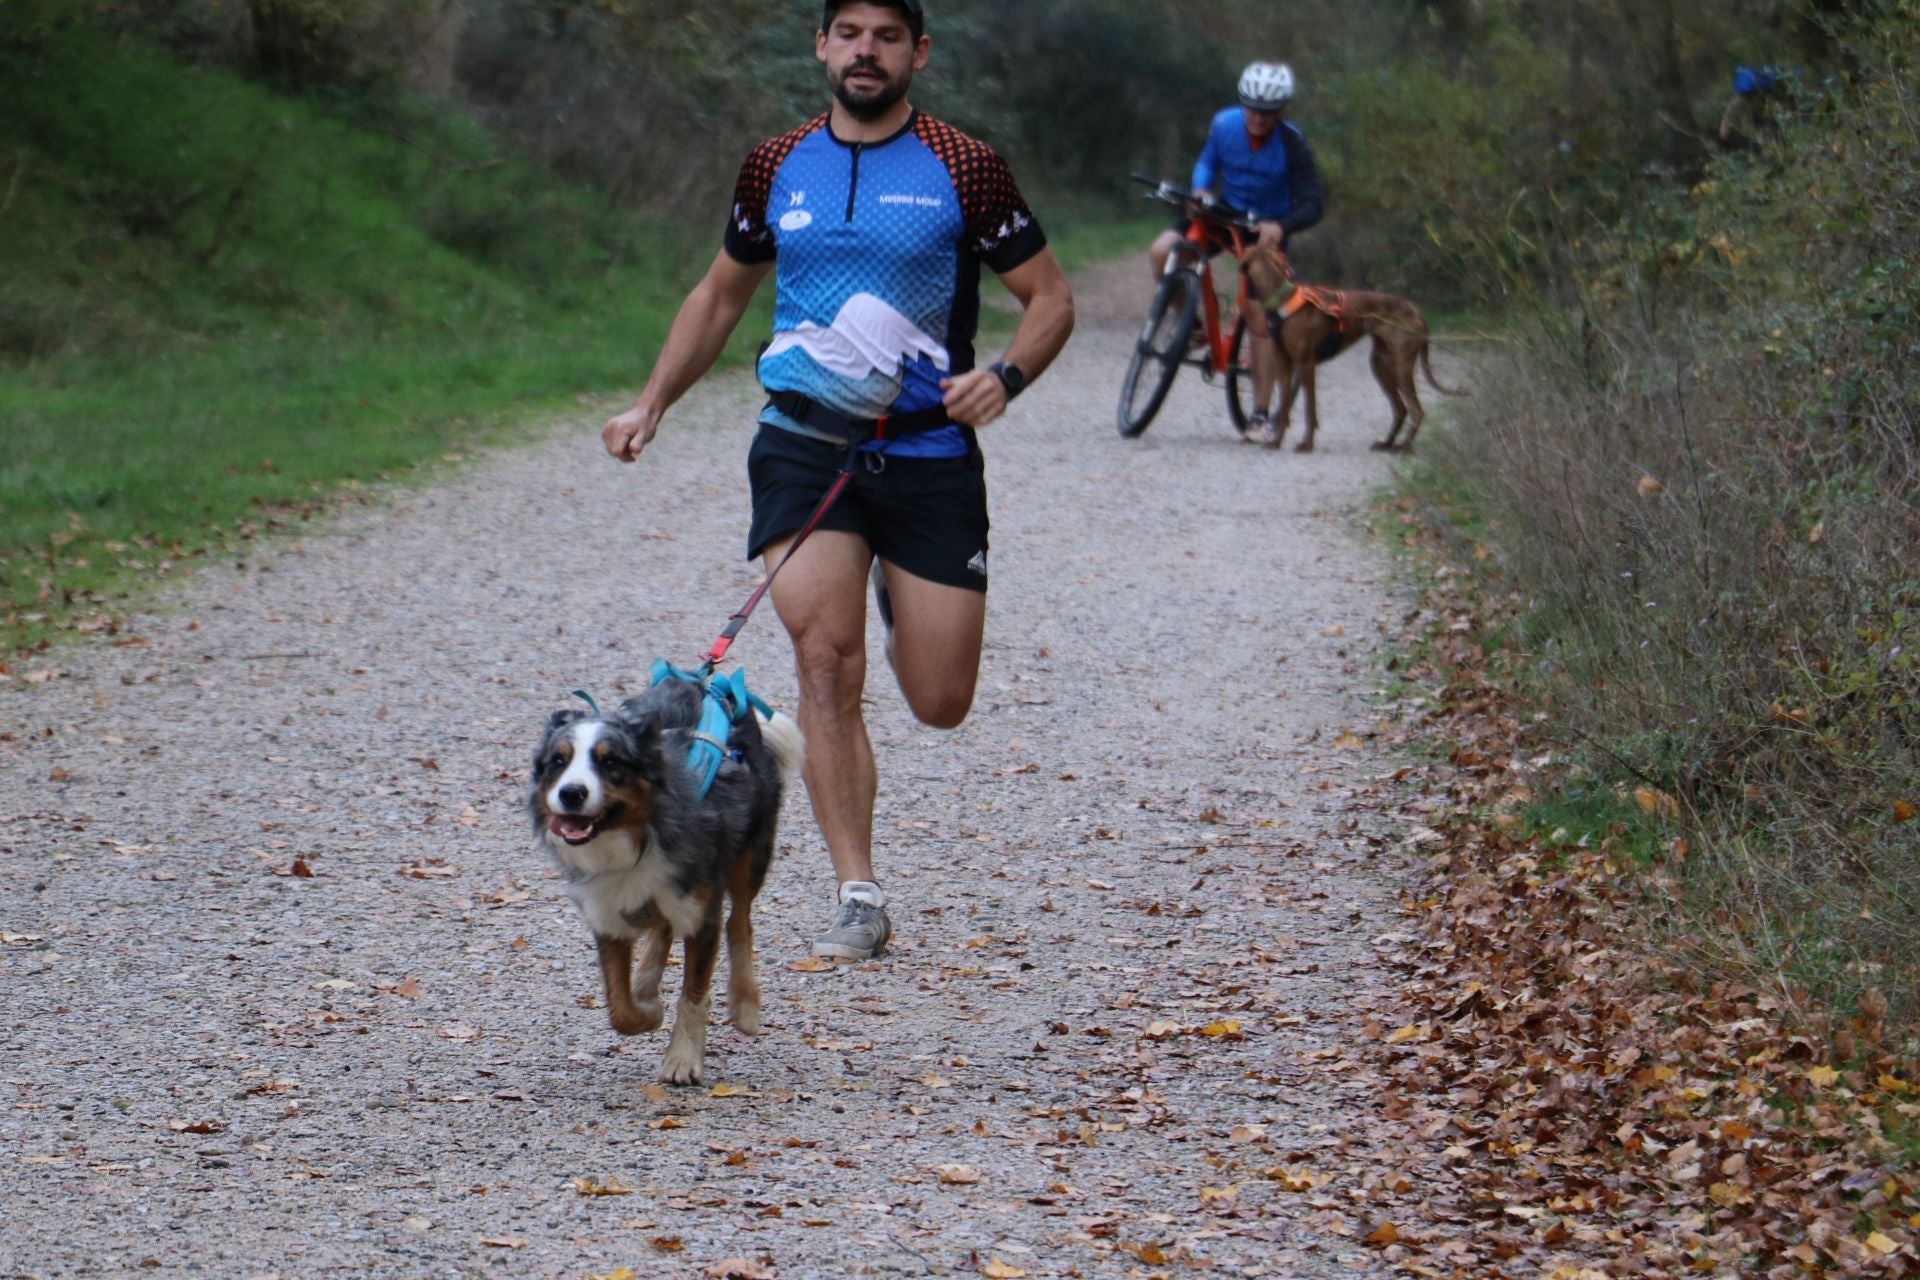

{"left": 995, "top": 363, "right": 1026, "bottom": 396}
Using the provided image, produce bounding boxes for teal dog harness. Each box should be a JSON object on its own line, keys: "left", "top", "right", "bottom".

{"left": 648, "top": 659, "right": 773, "bottom": 799}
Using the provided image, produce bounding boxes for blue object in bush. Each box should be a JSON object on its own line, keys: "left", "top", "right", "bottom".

{"left": 1734, "top": 65, "right": 1778, "bottom": 97}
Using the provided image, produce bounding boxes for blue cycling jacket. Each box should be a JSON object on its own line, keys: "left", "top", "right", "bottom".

{"left": 725, "top": 111, "right": 1047, "bottom": 458}
{"left": 1190, "top": 107, "right": 1324, "bottom": 232}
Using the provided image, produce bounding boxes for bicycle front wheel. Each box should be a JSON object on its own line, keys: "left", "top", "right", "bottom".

{"left": 1117, "top": 269, "right": 1199, "bottom": 438}
{"left": 1225, "top": 316, "right": 1256, "bottom": 435}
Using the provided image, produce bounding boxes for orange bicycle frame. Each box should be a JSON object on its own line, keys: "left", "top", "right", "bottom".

{"left": 1182, "top": 219, "right": 1250, "bottom": 375}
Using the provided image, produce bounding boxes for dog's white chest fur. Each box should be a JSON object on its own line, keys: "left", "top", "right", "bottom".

{"left": 548, "top": 830, "right": 703, "bottom": 940}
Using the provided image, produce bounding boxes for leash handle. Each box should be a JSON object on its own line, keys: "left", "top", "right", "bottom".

{"left": 701, "top": 458, "right": 858, "bottom": 667}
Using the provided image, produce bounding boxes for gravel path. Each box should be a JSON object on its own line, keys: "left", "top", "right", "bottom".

{"left": 1, "top": 260, "right": 1423, "bottom": 1278}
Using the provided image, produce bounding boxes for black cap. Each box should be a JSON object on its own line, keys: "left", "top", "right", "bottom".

{"left": 822, "top": 0, "right": 925, "bottom": 39}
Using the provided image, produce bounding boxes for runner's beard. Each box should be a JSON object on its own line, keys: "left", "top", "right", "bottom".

{"left": 831, "top": 62, "right": 910, "bottom": 121}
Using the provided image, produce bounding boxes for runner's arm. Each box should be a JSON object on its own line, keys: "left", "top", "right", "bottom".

{"left": 941, "top": 246, "right": 1075, "bottom": 428}
{"left": 603, "top": 250, "right": 773, "bottom": 462}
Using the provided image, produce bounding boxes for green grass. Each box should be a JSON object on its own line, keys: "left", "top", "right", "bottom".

{"left": 0, "top": 27, "right": 1153, "bottom": 656}
{"left": 1517, "top": 780, "right": 1677, "bottom": 869}
{"left": 1043, "top": 212, "right": 1166, "bottom": 272}
{"left": 0, "top": 27, "right": 751, "bottom": 652}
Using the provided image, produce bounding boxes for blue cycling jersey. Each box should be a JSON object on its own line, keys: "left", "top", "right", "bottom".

{"left": 725, "top": 112, "right": 1046, "bottom": 458}
{"left": 1191, "top": 107, "right": 1312, "bottom": 224}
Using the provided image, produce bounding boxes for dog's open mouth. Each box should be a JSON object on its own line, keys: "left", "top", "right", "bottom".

{"left": 548, "top": 813, "right": 602, "bottom": 846}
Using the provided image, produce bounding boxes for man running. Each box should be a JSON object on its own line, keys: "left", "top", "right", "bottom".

{"left": 601, "top": 0, "right": 1074, "bottom": 960}
{"left": 1147, "top": 61, "right": 1322, "bottom": 443}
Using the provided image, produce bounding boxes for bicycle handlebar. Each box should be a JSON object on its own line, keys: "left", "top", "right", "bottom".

{"left": 1129, "top": 174, "right": 1262, "bottom": 233}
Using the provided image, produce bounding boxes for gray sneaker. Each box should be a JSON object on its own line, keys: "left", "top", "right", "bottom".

{"left": 813, "top": 896, "right": 893, "bottom": 960}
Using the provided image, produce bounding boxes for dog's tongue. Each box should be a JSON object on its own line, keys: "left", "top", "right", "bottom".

{"left": 549, "top": 814, "right": 595, "bottom": 843}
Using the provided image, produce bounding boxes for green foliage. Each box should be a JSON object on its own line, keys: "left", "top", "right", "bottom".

{"left": 0, "top": 18, "right": 1156, "bottom": 652}
{"left": 1410, "top": 3, "right": 1920, "bottom": 1021}
{"left": 0, "top": 24, "right": 739, "bottom": 648}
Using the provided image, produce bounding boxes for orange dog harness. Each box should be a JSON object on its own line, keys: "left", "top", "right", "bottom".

{"left": 1278, "top": 283, "right": 1349, "bottom": 331}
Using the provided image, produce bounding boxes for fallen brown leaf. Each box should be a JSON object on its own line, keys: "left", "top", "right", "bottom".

{"left": 572, "top": 1177, "right": 635, "bottom": 1197}
{"left": 702, "top": 1260, "right": 773, "bottom": 1279}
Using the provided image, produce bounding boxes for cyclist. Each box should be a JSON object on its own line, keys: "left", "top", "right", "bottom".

{"left": 1147, "top": 61, "right": 1323, "bottom": 442}
{"left": 601, "top": 0, "right": 1074, "bottom": 961}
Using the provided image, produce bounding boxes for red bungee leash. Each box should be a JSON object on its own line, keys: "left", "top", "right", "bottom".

{"left": 696, "top": 416, "right": 886, "bottom": 675}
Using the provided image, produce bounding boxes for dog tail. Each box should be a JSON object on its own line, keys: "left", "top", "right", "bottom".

{"left": 757, "top": 710, "right": 806, "bottom": 791}
{"left": 1422, "top": 344, "right": 1469, "bottom": 397}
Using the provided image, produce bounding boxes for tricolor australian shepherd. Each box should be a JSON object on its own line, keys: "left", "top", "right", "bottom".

{"left": 530, "top": 678, "right": 804, "bottom": 1084}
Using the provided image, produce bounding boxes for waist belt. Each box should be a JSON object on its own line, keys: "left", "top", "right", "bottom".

{"left": 767, "top": 389, "right": 952, "bottom": 443}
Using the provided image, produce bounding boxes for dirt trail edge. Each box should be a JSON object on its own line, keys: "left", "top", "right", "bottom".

{"left": 1, "top": 260, "right": 1430, "bottom": 1279}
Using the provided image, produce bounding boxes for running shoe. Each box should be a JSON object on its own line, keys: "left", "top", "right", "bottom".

{"left": 813, "top": 882, "right": 893, "bottom": 960}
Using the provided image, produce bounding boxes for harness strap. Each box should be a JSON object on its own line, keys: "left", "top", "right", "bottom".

{"left": 1277, "top": 283, "right": 1350, "bottom": 331}
{"left": 649, "top": 660, "right": 766, "bottom": 798}
{"left": 768, "top": 390, "right": 951, "bottom": 442}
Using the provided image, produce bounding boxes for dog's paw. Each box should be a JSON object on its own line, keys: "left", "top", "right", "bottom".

{"left": 731, "top": 999, "right": 763, "bottom": 1036}
{"left": 1295, "top": 442, "right": 1316, "bottom": 454}
{"left": 1371, "top": 440, "right": 1395, "bottom": 452}
{"left": 609, "top": 999, "right": 664, "bottom": 1035}
{"left": 659, "top": 1041, "right": 705, "bottom": 1086}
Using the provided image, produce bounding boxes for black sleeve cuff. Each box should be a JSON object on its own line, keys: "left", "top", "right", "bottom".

{"left": 983, "top": 220, "right": 1048, "bottom": 275}
{"left": 723, "top": 221, "right": 777, "bottom": 265}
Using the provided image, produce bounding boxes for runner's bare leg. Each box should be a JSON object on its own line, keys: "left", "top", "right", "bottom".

{"left": 766, "top": 530, "right": 877, "bottom": 885}
{"left": 765, "top": 532, "right": 986, "bottom": 884}
{"left": 875, "top": 559, "right": 985, "bottom": 729}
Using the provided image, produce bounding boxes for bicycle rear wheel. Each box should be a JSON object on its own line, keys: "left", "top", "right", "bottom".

{"left": 1225, "top": 317, "right": 1255, "bottom": 435}
{"left": 1117, "top": 269, "right": 1199, "bottom": 438}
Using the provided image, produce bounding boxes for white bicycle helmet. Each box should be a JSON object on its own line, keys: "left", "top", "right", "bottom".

{"left": 1238, "top": 61, "right": 1295, "bottom": 111}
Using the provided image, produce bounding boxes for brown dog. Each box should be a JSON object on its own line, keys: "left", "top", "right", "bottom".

{"left": 1242, "top": 246, "right": 1464, "bottom": 453}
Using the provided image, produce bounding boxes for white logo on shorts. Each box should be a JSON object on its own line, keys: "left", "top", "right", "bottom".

{"left": 966, "top": 550, "right": 988, "bottom": 578}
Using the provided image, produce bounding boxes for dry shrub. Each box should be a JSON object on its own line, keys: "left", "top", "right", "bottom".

{"left": 1422, "top": 17, "right": 1920, "bottom": 1024}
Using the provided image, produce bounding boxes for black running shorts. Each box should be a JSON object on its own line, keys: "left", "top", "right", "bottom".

{"left": 746, "top": 425, "right": 990, "bottom": 593}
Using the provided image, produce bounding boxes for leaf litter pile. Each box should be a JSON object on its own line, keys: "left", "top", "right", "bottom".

{"left": 1364, "top": 510, "right": 1920, "bottom": 1277}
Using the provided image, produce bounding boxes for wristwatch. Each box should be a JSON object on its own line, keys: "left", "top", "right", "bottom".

{"left": 989, "top": 361, "right": 1028, "bottom": 400}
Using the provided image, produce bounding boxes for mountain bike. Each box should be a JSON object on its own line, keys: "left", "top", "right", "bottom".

{"left": 1117, "top": 177, "right": 1264, "bottom": 439}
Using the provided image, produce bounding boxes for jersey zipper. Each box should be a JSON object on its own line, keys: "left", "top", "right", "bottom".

{"left": 845, "top": 142, "right": 862, "bottom": 222}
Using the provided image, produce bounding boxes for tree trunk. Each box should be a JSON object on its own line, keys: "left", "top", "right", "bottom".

{"left": 408, "top": 0, "right": 467, "bottom": 96}
{"left": 246, "top": 0, "right": 307, "bottom": 87}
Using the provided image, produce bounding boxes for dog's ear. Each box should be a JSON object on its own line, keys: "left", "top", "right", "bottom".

{"left": 546, "top": 707, "right": 586, "bottom": 735}
{"left": 619, "top": 710, "right": 666, "bottom": 779}
{"left": 631, "top": 711, "right": 663, "bottom": 749}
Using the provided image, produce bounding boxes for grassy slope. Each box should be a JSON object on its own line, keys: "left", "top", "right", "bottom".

{"left": 0, "top": 29, "right": 740, "bottom": 651}
{"left": 0, "top": 29, "right": 1148, "bottom": 656}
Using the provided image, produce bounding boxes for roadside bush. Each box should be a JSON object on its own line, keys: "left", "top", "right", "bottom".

{"left": 1418, "top": 8, "right": 1920, "bottom": 1023}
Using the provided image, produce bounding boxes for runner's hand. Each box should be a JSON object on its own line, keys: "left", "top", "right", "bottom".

{"left": 602, "top": 404, "right": 661, "bottom": 462}
{"left": 940, "top": 368, "right": 1010, "bottom": 428}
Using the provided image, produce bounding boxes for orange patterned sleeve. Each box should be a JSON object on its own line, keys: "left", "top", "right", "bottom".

{"left": 912, "top": 116, "right": 1047, "bottom": 273}
{"left": 724, "top": 116, "right": 828, "bottom": 264}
